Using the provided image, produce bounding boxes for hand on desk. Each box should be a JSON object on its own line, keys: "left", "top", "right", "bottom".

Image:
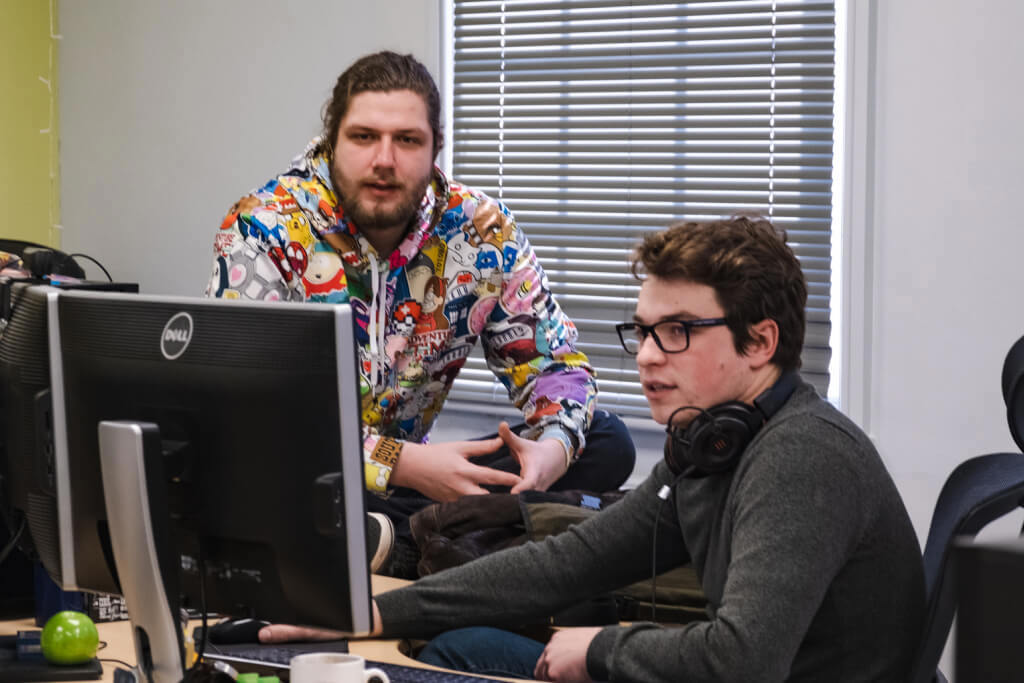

{"left": 533, "top": 627, "right": 599, "bottom": 683}
{"left": 257, "top": 601, "right": 384, "bottom": 643}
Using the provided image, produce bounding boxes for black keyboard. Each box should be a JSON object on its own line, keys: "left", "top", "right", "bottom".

{"left": 202, "top": 642, "right": 511, "bottom": 682}
{"left": 359, "top": 660, "right": 511, "bottom": 683}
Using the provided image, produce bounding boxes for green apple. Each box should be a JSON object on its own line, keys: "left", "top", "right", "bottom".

{"left": 40, "top": 610, "right": 99, "bottom": 665}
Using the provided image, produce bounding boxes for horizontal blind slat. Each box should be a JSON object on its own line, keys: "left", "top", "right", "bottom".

{"left": 455, "top": 1, "right": 833, "bottom": 17}
{"left": 450, "top": 0, "right": 835, "bottom": 410}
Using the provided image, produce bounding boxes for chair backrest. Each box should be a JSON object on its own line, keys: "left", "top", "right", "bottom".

{"left": 1002, "top": 334, "right": 1024, "bottom": 453}
{"left": 0, "top": 238, "right": 85, "bottom": 279}
{"left": 0, "top": 237, "right": 51, "bottom": 256}
{"left": 909, "top": 333, "right": 1024, "bottom": 683}
{"left": 910, "top": 454, "right": 1024, "bottom": 683}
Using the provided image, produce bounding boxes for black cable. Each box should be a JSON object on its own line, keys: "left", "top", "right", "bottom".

{"left": 100, "top": 657, "right": 137, "bottom": 669}
{"left": 649, "top": 468, "right": 690, "bottom": 623}
{"left": 97, "top": 642, "right": 136, "bottom": 669}
{"left": 67, "top": 253, "right": 113, "bottom": 282}
{"left": 0, "top": 516, "right": 26, "bottom": 564}
{"left": 648, "top": 406, "right": 705, "bottom": 621}
{"left": 189, "top": 549, "right": 210, "bottom": 672}
{"left": 650, "top": 493, "right": 671, "bottom": 622}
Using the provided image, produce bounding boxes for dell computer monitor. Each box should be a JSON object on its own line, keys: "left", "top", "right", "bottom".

{"left": 45, "top": 289, "right": 371, "bottom": 636}
{"left": 0, "top": 284, "right": 65, "bottom": 585}
{"left": 0, "top": 280, "right": 140, "bottom": 594}
{"left": 1, "top": 282, "right": 131, "bottom": 618}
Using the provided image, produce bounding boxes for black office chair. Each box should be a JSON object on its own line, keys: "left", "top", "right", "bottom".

{"left": 909, "top": 334, "right": 1024, "bottom": 683}
{"left": 0, "top": 237, "right": 86, "bottom": 279}
{"left": 1003, "top": 334, "right": 1024, "bottom": 452}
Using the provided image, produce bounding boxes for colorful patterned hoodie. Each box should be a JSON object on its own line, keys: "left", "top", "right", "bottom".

{"left": 205, "top": 138, "right": 597, "bottom": 494}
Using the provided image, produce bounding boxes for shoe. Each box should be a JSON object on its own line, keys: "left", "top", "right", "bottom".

{"left": 366, "top": 512, "right": 395, "bottom": 574}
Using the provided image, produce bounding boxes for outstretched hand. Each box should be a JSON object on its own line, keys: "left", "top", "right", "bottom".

{"left": 390, "top": 437, "right": 522, "bottom": 502}
{"left": 258, "top": 623, "right": 347, "bottom": 643}
{"left": 258, "top": 601, "right": 385, "bottom": 643}
{"left": 498, "top": 422, "right": 569, "bottom": 494}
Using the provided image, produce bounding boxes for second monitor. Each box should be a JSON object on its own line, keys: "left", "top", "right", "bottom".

{"left": 46, "top": 288, "right": 372, "bottom": 635}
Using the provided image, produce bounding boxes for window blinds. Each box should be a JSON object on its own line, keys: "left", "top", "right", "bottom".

{"left": 447, "top": 0, "right": 835, "bottom": 420}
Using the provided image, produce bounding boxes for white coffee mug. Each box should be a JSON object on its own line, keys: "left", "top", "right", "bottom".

{"left": 289, "top": 652, "right": 390, "bottom": 683}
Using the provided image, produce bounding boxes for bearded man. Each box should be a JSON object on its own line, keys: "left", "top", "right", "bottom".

{"left": 204, "top": 51, "right": 634, "bottom": 577}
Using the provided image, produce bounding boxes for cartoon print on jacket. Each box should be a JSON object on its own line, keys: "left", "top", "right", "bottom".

{"left": 206, "top": 137, "right": 597, "bottom": 494}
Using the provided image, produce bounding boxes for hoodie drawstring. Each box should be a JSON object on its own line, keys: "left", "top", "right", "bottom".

{"left": 367, "top": 253, "right": 388, "bottom": 390}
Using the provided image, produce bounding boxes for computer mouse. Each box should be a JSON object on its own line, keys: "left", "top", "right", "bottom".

{"left": 205, "top": 618, "right": 272, "bottom": 645}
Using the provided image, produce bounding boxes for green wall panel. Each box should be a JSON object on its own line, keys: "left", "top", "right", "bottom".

{"left": 1, "top": 0, "right": 60, "bottom": 247}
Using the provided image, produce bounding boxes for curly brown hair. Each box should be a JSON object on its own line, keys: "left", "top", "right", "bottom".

{"left": 320, "top": 51, "right": 443, "bottom": 157}
{"left": 631, "top": 216, "right": 808, "bottom": 371}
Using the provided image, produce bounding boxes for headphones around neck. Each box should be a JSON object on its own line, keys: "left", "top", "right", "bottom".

{"left": 663, "top": 372, "right": 799, "bottom": 477}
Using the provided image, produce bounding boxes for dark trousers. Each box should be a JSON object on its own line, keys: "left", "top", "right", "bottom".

{"left": 367, "top": 410, "right": 635, "bottom": 552}
{"left": 418, "top": 627, "right": 544, "bottom": 679}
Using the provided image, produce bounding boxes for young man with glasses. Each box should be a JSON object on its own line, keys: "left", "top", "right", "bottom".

{"left": 265, "top": 216, "right": 926, "bottom": 682}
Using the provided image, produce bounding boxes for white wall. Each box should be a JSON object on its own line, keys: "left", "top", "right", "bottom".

{"left": 859, "top": 0, "right": 1024, "bottom": 544}
{"left": 851, "top": 1, "right": 1024, "bottom": 677}
{"left": 58, "top": 0, "right": 440, "bottom": 294}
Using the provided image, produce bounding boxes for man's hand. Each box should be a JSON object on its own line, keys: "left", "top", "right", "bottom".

{"left": 499, "top": 423, "right": 569, "bottom": 494}
{"left": 390, "top": 438, "right": 522, "bottom": 502}
{"left": 258, "top": 601, "right": 385, "bottom": 643}
{"left": 258, "top": 623, "right": 347, "bottom": 643}
{"left": 533, "top": 627, "right": 600, "bottom": 683}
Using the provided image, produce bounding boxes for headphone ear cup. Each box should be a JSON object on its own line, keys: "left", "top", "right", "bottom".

{"left": 663, "top": 408, "right": 716, "bottom": 476}
{"left": 685, "top": 405, "right": 758, "bottom": 474}
{"left": 663, "top": 375, "right": 796, "bottom": 479}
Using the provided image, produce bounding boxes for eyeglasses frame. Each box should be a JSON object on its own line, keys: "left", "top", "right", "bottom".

{"left": 615, "top": 317, "right": 729, "bottom": 355}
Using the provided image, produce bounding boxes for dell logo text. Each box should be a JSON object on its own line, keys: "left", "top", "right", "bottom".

{"left": 161, "top": 312, "right": 193, "bottom": 360}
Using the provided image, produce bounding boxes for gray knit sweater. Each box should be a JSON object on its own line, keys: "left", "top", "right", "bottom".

{"left": 375, "top": 382, "right": 925, "bottom": 682}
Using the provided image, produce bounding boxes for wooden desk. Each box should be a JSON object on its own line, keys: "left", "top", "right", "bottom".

{"left": 0, "top": 576, "right": 519, "bottom": 682}
{"left": 2, "top": 616, "right": 139, "bottom": 683}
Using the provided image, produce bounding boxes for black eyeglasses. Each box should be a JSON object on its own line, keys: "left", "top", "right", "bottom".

{"left": 615, "top": 318, "right": 728, "bottom": 355}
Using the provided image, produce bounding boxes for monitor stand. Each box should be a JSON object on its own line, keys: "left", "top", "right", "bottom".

{"left": 97, "top": 421, "right": 185, "bottom": 683}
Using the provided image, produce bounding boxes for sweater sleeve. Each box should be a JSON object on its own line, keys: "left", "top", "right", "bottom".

{"left": 375, "top": 462, "right": 689, "bottom": 637}
{"left": 586, "top": 417, "right": 868, "bottom": 683}
{"left": 479, "top": 205, "right": 597, "bottom": 459}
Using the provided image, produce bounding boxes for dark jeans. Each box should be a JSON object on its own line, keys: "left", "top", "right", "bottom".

{"left": 367, "top": 410, "right": 635, "bottom": 562}
{"left": 417, "top": 627, "right": 545, "bottom": 680}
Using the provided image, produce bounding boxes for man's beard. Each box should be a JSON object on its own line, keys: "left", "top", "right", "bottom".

{"left": 333, "top": 165, "right": 432, "bottom": 234}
